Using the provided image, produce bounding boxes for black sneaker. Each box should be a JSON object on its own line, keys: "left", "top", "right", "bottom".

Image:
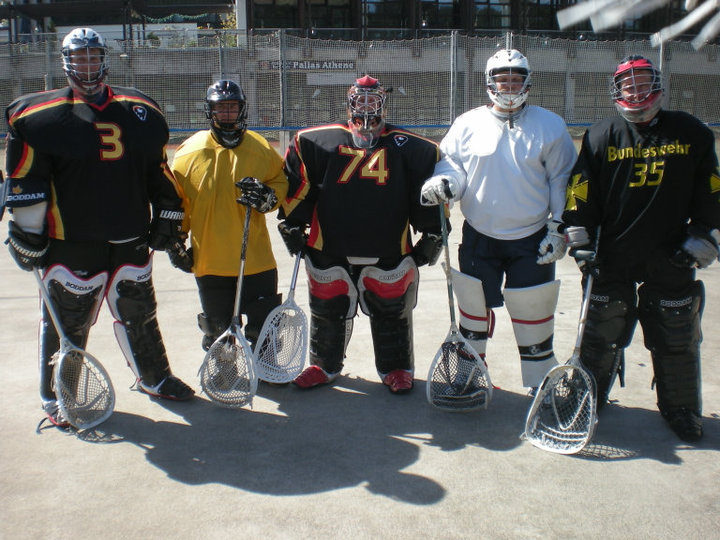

{"left": 662, "top": 408, "right": 703, "bottom": 443}
{"left": 139, "top": 375, "right": 195, "bottom": 401}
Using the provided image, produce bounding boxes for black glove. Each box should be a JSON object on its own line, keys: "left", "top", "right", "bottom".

{"left": 278, "top": 221, "right": 307, "bottom": 256}
{"left": 570, "top": 247, "right": 600, "bottom": 278}
{"left": 149, "top": 209, "right": 185, "bottom": 251}
{"left": 236, "top": 177, "right": 278, "bottom": 213}
{"left": 411, "top": 232, "right": 443, "bottom": 267}
{"left": 167, "top": 241, "right": 193, "bottom": 273}
{"left": 5, "top": 220, "right": 48, "bottom": 272}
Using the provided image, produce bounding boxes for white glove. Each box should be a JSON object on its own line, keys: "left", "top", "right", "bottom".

{"left": 537, "top": 220, "right": 567, "bottom": 264}
{"left": 677, "top": 228, "right": 720, "bottom": 269}
{"left": 421, "top": 176, "right": 458, "bottom": 206}
{"left": 565, "top": 225, "right": 590, "bottom": 249}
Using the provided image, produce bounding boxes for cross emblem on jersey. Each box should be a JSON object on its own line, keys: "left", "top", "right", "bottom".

{"left": 565, "top": 172, "right": 588, "bottom": 212}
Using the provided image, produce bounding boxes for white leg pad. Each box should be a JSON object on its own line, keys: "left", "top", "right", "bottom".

{"left": 451, "top": 267, "right": 492, "bottom": 357}
{"left": 504, "top": 280, "right": 561, "bottom": 387}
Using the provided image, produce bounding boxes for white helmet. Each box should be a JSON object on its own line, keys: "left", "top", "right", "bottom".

{"left": 485, "top": 49, "right": 532, "bottom": 110}
{"left": 61, "top": 27, "right": 109, "bottom": 98}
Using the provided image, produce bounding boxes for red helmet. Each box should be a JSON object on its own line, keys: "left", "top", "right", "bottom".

{"left": 610, "top": 55, "right": 663, "bottom": 124}
{"left": 346, "top": 75, "right": 387, "bottom": 149}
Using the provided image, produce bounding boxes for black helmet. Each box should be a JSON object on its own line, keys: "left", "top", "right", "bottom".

{"left": 204, "top": 80, "right": 248, "bottom": 148}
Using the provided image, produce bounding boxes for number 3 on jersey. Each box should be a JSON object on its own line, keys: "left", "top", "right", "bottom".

{"left": 337, "top": 146, "right": 389, "bottom": 185}
{"left": 94, "top": 122, "right": 124, "bottom": 161}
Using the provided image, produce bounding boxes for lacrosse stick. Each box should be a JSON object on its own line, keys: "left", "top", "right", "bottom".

{"left": 426, "top": 204, "right": 493, "bottom": 411}
{"left": 254, "top": 252, "right": 308, "bottom": 383}
{"left": 198, "top": 205, "right": 257, "bottom": 408}
{"left": 33, "top": 268, "right": 115, "bottom": 430}
{"left": 523, "top": 256, "right": 598, "bottom": 455}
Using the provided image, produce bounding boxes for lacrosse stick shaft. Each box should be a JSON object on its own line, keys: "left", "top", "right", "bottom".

{"left": 33, "top": 268, "right": 71, "bottom": 344}
{"left": 287, "top": 252, "right": 303, "bottom": 300}
{"left": 231, "top": 207, "right": 253, "bottom": 327}
{"left": 438, "top": 203, "right": 458, "bottom": 329}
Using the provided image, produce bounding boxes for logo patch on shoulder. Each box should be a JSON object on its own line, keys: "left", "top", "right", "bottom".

{"left": 132, "top": 105, "right": 147, "bottom": 121}
{"left": 394, "top": 134, "right": 408, "bottom": 147}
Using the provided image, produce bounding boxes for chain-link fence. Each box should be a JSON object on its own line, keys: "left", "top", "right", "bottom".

{"left": 2, "top": 30, "right": 719, "bottom": 144}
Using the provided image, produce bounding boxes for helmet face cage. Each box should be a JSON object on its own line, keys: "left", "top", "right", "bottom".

{"left": 347, "top": 75, "right": 387, "bottom": 149}
{"left": 204, "top": 80, "right": 248, "bottom": 148}
{"left": 61, "top": 28, "right": 109, "bottom": 95}
{"left": 485, "top": 49, "right": 532, "bottom": 110}
{"left": 610, "top": 56, "right": 663, "bottom": 123}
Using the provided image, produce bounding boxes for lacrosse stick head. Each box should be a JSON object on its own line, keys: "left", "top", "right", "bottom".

{"left": 426, "top": 334, "right": 492, "bottom": 411}
{"left": 254, "top": 304, "right": 308, "bottom": 384}
{"left": 524, "top": 363, "right": 597, "bottom": 454}
{"left": 199, "top": 331, "right": 257, "bottom": 408}
{"left": 53, "top": 346, "right": 115, "bottom": 430}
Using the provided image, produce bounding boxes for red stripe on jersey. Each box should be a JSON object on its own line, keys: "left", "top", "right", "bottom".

{"left": 361, "top": 267, "right": 415, "bottom": 299}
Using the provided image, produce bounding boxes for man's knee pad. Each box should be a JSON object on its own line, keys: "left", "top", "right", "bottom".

{"left": 639, "top": 281, "right": 704, "bottom": 413}
{"left": 38, "top": 265, "right": 107, "bottom": 401}
{"left": 198, "top": 313, "right": 229, "bottom": 351}
{"left": 306, "top": 258, "right": 358, "bottom": 373}
{"left": 358, "top": 258, "right": 418, "bottom": 372}
{"left": 107, "top": 259, "right": 170, "bottom": 386}
{"left": 451, "top": 268, "right": 494, "bottom": 358}
{"left": 581, "top": 285, "right": 637, "bottom": 407}
{"left": 244, "top": 293, "right": 282, "bottom": 345}
{"left": 504, "top": 280, "right": 560, "bottom": 388}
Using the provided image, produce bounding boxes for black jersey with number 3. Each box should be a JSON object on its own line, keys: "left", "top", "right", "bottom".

{"left": 4, "top": 85, "right": 182, "bottom": 242}
{"left": 563, "top": 110, "right": 720, "bottom": 266}
{"left": 283, "top": 122, "right": 441, "bottom": 259}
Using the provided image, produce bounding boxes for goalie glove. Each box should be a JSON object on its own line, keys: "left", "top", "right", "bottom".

{"left": 537, "top": 220, "right": 568, "bottom": 265}
{"left": 167, "top": 241, "right": 193, "bottom": 273}
{"left": 420, "top": 176, "right": 458, "bottom": 206}
{"left": 149, "top": 209, "right": 185, "bottom": 251}
{"left": 278, "top": 221, "right": 308, "bottom": 256}
{"left": 672, "top": 224, "right": 720, "bottom": 269}
{"left": 411, "top": 232, "right": 443, "bottom": 267}
{"left": 5, "top": 220, "right": 48, "bottom": 272}
{"left": 236, "top": 177, "right": 278, "bottom": 213}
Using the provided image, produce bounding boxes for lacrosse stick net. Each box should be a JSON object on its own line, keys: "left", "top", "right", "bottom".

{"left": 33, "top": 268, "right": 115, "bottom": 430}
{"left": 254, "top": 252, "right": 308, "bottom": 383}
{"left": 524, "top": 269, "right": 598, "bottom": 454}
{"left": 198, "top": 206, "right": 258, "bottom": 407}
{"left": 426, "top": 204, "right": 492, "bottom": 411}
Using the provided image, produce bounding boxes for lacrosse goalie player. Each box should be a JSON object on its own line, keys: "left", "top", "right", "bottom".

{"left": 562, "top": 55, "right": 720, "bottom": 443}
{"left": 278, "top": 74, "right": 447, "bottom": 393}
{"left": 421, "top": 48, "right": 577, "bottom": 396}
{"left": 170, "top": 79, "right": 288, "bottom": 352}
{"left": 3, "top": 27, "right": 195, "bottom": 427}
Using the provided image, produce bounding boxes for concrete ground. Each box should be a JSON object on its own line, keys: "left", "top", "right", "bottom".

{"left": 1, "top": 210, "right": 719, "bottom": 540}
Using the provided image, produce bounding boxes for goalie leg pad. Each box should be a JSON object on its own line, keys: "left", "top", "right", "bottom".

{"left": 244, "top": 293, "right": 282, "bottom": 346}
{"left": 107, "top": 260, "right": 171, "bottom": 386}
{"left": 306, "top": 258, "right": 358, "bottom": 374}
{"left": 358, "top": 258, "right": 419, "bottom": 374}
{"left": 580, "top": 282, "right": 638, "bottom": 409}
{"left": 451, "top": 268, "right": 493, "bottom": 359}
{"left": 638, "top": 281, "right": 704, "bottom": 415}
{"left": 38, "top": 265, "right": 107, "bottom": 401}
{"left": 504, "top": 280, "right": 560, "bottom": 388}
{"left": 198, "top": 313, "right": 229, "bottom": 351}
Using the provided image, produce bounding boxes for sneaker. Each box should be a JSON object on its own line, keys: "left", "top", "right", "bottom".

{"left": 662, "top": 408, "right": 703, "bottom": 443}
{"left": 42, "top": 401, "right": 70, "bottom": 429}
{"left": 293, "top": 365, "right": 335, "bottom": 389}
{"left": 382, "top": 369, "right": 414, "bottom": 394}
{"left": 139, "top": 375, "right": 195, "bottom": 401}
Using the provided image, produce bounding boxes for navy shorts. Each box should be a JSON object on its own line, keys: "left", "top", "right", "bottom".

{"left": 457, "top": 221, "right": 555, "bottom": 308}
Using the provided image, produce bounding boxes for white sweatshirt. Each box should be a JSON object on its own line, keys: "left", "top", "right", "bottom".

{"left": 432, "top": 104, "right": 577, "bottom": 240}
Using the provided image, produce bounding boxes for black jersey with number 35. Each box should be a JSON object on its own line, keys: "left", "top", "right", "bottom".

{"left": 563, "top": 110, "right": 720, "bottom": 266}
{"left": 282, "top": 122, "right": 441, "bottom": 259}
{"left": 4, "top": 86, "right": 183, "bottom": 242}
